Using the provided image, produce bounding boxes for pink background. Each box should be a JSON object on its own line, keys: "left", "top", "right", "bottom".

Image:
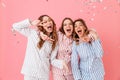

{"left": 0, "top": 0, "right": 120, "bottom": 80}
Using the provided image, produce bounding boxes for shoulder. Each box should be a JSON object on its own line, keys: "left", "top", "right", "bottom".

{"left": 89, "top": 28, "right": 99, "bottom": 40}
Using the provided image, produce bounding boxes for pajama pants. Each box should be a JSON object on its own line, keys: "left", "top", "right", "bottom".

{"left": 24, "top": 76, "right": 48, "bottom": 80}
{"left": 53, "top": 74, "right": 74, "bottom": 80}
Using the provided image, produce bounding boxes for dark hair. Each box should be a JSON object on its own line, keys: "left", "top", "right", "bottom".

{"left": 59, "top": 17, "right": 74, "bottom": 37}
{"left": 37, "top": 15, "right": 58, "bottom": 50}
{"left": 73, "top": 18, "right": 89, "bottom": 44}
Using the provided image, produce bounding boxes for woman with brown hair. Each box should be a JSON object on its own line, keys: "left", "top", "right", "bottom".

{"left": 12, "top": 15, "right": 58, "bottom": 80}
{"left": 71, "top": 18, "right": 105, "bottom": 80}
{"left": 39, "top": 17, "right": 74, "bottom": 80}
{"left": 51, "top": 17, "right": 74, "bottom": 80}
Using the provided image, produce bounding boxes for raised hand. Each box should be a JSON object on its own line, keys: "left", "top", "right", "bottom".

{"left": 62, "top": 61, "right": 69, "bottom": 73}
{"left": 88, "top": 29, "right": 99, "bottom": 41}
{"left": 31, "top": 20, "right": 41, "bottom": 26}
{"left": 40, "top": 32, "right": 55, "bottom": 42}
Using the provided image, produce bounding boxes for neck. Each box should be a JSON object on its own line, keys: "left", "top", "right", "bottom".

{"left": 78, "top": 33, "right": 86, "bottom": 39}
{"left": 66, "top": 35, "right": 71, "bottom": 38}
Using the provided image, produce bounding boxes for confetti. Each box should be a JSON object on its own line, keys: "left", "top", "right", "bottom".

{"left": 103, "top": 6, "right": 107, "bottom": 10}
{"left": 17, "top": 41, "right": 20, "bottom": 44}
{"left": 1, "top": 2, "right": 6, "bottom": 7}
{"left": 80, "top": 10, "right": 83, "bottom": 12}
{"left": 92, "top": 5, "right": 96, "bottom": 9}
{"left": 90, "top": 18, "right": 94, "bottom": 21}
{"left": 92, "top": 13, "right": 96, "bottom": 16}
{"left": 90, "top": 0, "right": 103, "bottom": 3}
{"left": 11, "top": 28, "right": 16, "bottom": 36}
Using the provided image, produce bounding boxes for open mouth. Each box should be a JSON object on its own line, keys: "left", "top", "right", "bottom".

{"left": 47, "top": 26, "right": 52, "bottom": 29}
{"left": 77, "top": 30, "right": 82, "bottom": 34}
{"left": 66, "top": 29, "right": 71, "bottom": 33}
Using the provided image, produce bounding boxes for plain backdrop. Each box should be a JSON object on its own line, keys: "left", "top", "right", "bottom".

{"left": 0, "top": 0, "right": 120, "bottom": 80}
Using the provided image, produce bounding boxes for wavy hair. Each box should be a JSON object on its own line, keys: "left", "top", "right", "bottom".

{"left": 37, "top": 15, "right": 58, "bottom": 50}
{"left": 73, "top": 18, "right": 89, "bottom": 44}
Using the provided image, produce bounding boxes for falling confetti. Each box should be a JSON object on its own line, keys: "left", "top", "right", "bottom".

{"left": 103, "top": 6, "right": 107, "bottom": 10}
{"left": 90, "top": 0, "right": 103, "bottom": 3}
{"left": 90, "top": 18, "right": 94, "bottom": 21}
{"left": 114, "top": 10, "right": 118, "bottom": 13}
{"left": 11, "top": 28, "right": 16, "bottom": 36}
{"left": 80, "top": 10, "right": 83, "bottom": 12}
{"left": 117, "top": 0, "right": 120, "bottom": 6}
{"left": 92, "top": 5, "right": 96, "bottom": 8}
{"left": 92, "top": 13, "right": 96, "bottom": 16}
{"left": 17, "top": 41, "right": 20, "bottom": 44}
{"left": 1, "top": 1, "right": 6, "bottom": 7}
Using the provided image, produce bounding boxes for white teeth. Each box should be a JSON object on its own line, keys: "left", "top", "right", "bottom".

{"left": 47, "top": 26, "right": 52, "bottom": 29}
{"left": 77, "top": 30, "right": 82, "bottom": 34}
{"left": 66, "top": 29, "right": 71, "bottom": 32}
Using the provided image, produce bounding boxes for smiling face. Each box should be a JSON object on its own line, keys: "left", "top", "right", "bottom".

{"left": 40, "top": 16, "right": 54, "bottom": 34}
{"left": 63, "top": 19, "right": 73, "bottom": 37}
{"left": 74, "top": 21, "right": 86, "bottom": 37}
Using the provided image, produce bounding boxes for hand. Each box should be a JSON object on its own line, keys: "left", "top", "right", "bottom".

{"left": 31, "top": 20, "right": 41, "bottom": 26}
{"left": 40, "top": 32, "right": 54, "bottom": 42}
{"left": 62, "top": 61, "right": 69, "bottom": 73}
{"left": 83, "top": 36, "right": 91, "bottom": 42}
{"left": 88, "top": 29, "right": 99, "bottom": 40}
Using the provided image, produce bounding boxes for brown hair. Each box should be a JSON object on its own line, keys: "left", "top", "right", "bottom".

{"left": 37, "top": 15, "right": 58, "bottom": 50}
{"left": 73, "top": 18, "right": 89, "bottom": 44}
{"left": 59, "top": 17, "right": 74, "bottom": 37}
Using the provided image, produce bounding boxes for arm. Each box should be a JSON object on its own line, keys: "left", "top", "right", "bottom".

{"left": 50, "top": 44, "right": 64, "bottom": 69}
{"left": 12, "top": 19, "right": 41, "bottom": 37}
{"left": 71, "top": 42, "right": 82, "bottom": 80}
{"left": 90, "top": 31, "right": 104, "bottom": 58}
{"left": 12, "top": 19, "right": 33, "bottom": 37}
{"left": 92, "top": 39, "right": 104, "bottom": 58}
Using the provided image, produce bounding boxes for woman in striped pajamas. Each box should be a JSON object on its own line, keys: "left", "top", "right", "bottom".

{"left": 51, "top": 17, "right": 74, "bottom": 80}
{"left": 12, "top": 15, "right": 58, "bottom": 80}
{"left": 71, "top": 18, "right": 105, "bottom": 80}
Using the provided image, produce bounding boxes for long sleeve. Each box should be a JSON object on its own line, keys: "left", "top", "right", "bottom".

{"left": 71, "top": 42, "right": 82, "bottom": 80}
{"left": 12, "top": 19, "right": 33, "bottom": 37}
{"left": 92, "top": 39, "right": 104, "bottom": 58}
{"left": 51, "top": 44, "right": 64, "bottom": 69}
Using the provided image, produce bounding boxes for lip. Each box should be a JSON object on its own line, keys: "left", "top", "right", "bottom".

{"left": 47, "top": 25, "right": 53, "bottom": 29}
{"left": 77, "top": 30, "right": 82, "bottom": 33}
{"left": 66, "top": 29, "right": 71, "bottom": 32}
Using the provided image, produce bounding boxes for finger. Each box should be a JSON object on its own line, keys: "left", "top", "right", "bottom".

{"left": 88, "top": 34, "right": 94, "bottom": 41}
{"left": 48, "top": 38, "right": 55, "bottom": 42}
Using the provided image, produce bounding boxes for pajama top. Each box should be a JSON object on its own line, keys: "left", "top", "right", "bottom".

{"left": 12, "top": 19, "right": 58, "bottom": 79}
{"left": 71, "top": 39, "right": 105, "bottom": 80}
{"left": 51, "top": 32, "right": 73, "bottom": 75}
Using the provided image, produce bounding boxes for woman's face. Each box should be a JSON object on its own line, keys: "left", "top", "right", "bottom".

{"left": 63, "top": 19, "right": 73, "bottom": 37}
{"left": 74, "top": 21, "right": 86, "bottom": 37}
{"left": 41, "top": 16, "right": 53, "bottom": 33}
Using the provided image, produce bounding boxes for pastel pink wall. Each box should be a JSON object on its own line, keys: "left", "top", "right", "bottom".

{"left": 0, "top": 0, "right": 120, "bottom": 80}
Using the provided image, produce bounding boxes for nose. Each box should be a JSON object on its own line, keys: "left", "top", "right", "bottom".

{"left": 67, "top": 24, "right": 71, "bottom": 27}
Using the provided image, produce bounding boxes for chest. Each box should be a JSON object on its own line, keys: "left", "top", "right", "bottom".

{"left": 77, "top": 43, "right": 94, "bottom": 58}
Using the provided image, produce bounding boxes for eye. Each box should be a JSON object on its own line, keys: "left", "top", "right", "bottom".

{"left": 63, "top": 24, "right": 67, "bottom": 26}
{"left": 69, "top": 23, "right": 73, "bottom": 25}
{"left": 48, "top": 19, "right": 51, "bottom": 22}
{"left": 74, "top": 25, "right": 77, "bottom": 27}
{"left": 43, "top": 21, "right": 47, "bottom": 24}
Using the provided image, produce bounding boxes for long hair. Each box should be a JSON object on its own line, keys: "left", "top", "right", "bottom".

{"left": 37, "top": 15, "right": 58, "bottom": 50}
{"left": 59, "top": 17, "right": 74, "bottom": 38}
{"left": 73, "top": 18, "right": 89, "bottom": 44}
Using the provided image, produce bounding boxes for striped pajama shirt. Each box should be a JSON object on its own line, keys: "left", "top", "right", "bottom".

{"left": 12, "top": 19, "right": 58, "bottom": 80}
{"left": 71, "top": 39, "right": 105, "bottom": 80}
